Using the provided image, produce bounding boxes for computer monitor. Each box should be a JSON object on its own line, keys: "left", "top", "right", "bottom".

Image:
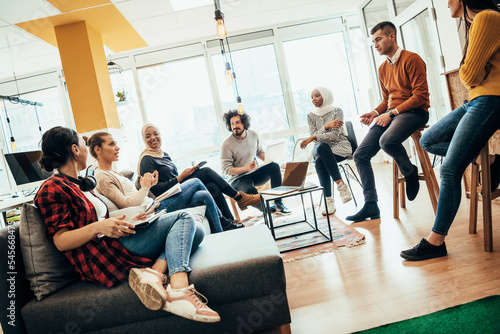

{"left": 4, "top": 150, "right": 52, "bottom": 193}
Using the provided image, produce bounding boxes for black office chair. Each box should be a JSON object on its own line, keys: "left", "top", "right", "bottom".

{"left": 338, "top": 121, "right": 361, "bottom": 206}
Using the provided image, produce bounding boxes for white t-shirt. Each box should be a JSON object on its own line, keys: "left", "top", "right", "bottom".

{"left": 83, "top": 191, "right": 108, "bottom": 220}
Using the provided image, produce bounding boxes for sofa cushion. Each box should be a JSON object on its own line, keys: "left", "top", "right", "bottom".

{"left": 19, "top": 203, "right": 78, "bottom": 301}
{"left": 21, "top": 225, "right": 286, "bottom": 333}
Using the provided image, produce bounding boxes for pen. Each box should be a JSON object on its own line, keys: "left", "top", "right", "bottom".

{"left": 145, "top": 200, "right": 155, "bottom": 213}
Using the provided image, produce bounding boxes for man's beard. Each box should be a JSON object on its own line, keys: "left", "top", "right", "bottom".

{"left": 233, "top": 129, "right": 244, "bottom": 137}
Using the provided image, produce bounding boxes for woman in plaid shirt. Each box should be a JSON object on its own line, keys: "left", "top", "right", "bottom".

{"left": 35, "top": 126, "right": 220, "bottom": 323}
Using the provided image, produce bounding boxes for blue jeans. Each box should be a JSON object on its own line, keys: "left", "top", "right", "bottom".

{"left": 314, "top": 143, "right": 346, "bottom": 197}
{"left": 421, "top": 95, "right": 500, "bottom": 235}
{"left": 158, "top": 178, "right": 223, "bottom": 233}
{"left": 354, "top": 108, "right": 429, "bottom": 202}
{"left": 119, "top": 211, "right": 205, "bottom": 277}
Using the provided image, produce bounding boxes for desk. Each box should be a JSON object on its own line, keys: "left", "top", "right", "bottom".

{"left": 261, "top": 186, "right": 333, "bottom": 253}
{"left": 0, "top": 195, "right": 34, "bottom": 228}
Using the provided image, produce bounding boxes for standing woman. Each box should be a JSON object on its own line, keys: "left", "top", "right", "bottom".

{"left": 401, "top": 0, "right": 500, "bottom": 261}
{"left": 35, "top": 126, "right": 220, "bottom": 323}
{"left": 138, "top": 123, "right": 261, "bottom": 229}
{"left": 300, "top": 87, "right": 353, "bottom": 215}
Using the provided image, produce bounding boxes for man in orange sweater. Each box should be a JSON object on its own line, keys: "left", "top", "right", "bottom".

{"left": 346, "top": 21, "right": 430, "bottom": 222}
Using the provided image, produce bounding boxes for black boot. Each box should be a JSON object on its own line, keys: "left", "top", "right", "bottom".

{"left": 345, "top": 201, "right": 380, "bottom": 222}
{"left": 220, "top": 216, "right": 244, "bottom": 231}
{"left": 405, "top": 164, "right": 420, "bottom": 201}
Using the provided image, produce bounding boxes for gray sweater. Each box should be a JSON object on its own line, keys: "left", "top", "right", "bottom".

{"left": 307, "top": 108, "right": 352, "bottom": 158}
{"left": 220, "top": 130, "right": 264, "bottom": 183}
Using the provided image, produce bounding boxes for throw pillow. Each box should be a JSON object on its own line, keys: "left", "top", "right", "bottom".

{"left": 180, "top": 206, "right": 209, "bottom": 234}
{"left": 19, "top": 203, "right": 78, "bottom": 301}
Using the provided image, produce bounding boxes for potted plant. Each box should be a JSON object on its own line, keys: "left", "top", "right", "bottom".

{"left": 116, "top": 91, "right": 126, "bottom": 102}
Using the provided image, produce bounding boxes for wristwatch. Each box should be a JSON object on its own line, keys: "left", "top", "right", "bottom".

{"left": 388, "top": 109, "right": 396, "bottom": 119}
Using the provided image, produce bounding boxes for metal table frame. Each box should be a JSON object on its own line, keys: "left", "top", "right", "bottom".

{"left": 261, "top": 186, "right": 333, "bottom": 253}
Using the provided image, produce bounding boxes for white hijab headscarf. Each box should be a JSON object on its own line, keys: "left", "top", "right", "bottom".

{"left": 311, "top": 86, "right": 335, "bottom": 117}
{"left": 137, "top": 123, "right": 164, "bottom": 175}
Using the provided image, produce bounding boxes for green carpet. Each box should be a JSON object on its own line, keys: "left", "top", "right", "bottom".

{"left": 357, "top": 295, "right": 500, "bottom": 334}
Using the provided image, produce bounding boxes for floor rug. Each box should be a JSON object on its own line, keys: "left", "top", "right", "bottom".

{"left": 355, "top": 295, "right": 500, "bottom": 334}
{"left": 240, "top": 206, "right": 365, "bottom": 263}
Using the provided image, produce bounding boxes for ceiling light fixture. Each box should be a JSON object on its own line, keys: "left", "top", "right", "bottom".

{"left": 213, "top": 0, "right": 244, "bottom": 114}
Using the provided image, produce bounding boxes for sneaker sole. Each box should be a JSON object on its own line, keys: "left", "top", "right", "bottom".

{"left": 340, "top": 196, "right": 353, "bottom": 204}
{"left": 275, "top": 211, "right": 292, "bottom": 216}
{"left": 322, "top": 209, "right": 337, "bottom": 216}
{"left": 129, "top": 268, "right": 166, "bottom": 311}
{"left": 164, "top": 302, "right": 221, "bottom": 323}
{"left": 400, "top": 251, "right": 447, "bottom": 261}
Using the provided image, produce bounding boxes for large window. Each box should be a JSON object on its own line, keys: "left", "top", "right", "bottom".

{"left": 137, "top": 57, "right": 221, "bottom": 157}
{"left": 212, "top": 44, "right": 290, "bottom": 138}
{"left": 283, "top": 32, "right": 358, "bottom": 126}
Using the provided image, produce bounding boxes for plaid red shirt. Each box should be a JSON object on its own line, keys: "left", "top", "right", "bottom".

{"left": 35, "top": 174, "right": 153, "bottom": 287}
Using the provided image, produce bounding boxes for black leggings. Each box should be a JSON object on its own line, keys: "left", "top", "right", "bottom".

{"left": 230, "top": 162, "right": 283, "bottom": 205}
{"left": 188, "top": 167, "right": 238, "bottom": 220}
{"left": 314, "top": 143, "right": 346, "bottom": 197}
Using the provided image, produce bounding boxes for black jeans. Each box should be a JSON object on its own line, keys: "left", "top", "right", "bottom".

{"left": 189, "top": 167, "right": 238, "bottom": 220}
{"left": 354, "top": 108, "right": 429, "bottom": 202}
{"left": 314, "top": 143, "right": 346, "bottom": 197}
{"left": 231, "top": 162, "right": 283, "bottom": 204}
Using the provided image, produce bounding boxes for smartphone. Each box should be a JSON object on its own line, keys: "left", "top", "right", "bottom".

{"left": 197, "top": 161, "right": 207, "bottom": 168}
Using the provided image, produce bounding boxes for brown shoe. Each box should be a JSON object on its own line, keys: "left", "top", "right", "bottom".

{"left": 235, "top": 191, "right": 261, "bottom": 210}
{"left": 129, "top": 268, "right": 168, "bottom": 310}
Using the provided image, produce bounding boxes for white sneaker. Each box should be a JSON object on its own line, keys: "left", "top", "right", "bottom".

{"left": 338, "top": 181, "right": 353, "bottom": 204}
{"left": 163, "top": 284, "right": 221, "bottom": 323}
{"left": 129, "top": 268, "right": 168, "bottom": 311}
{"left": 321, "top": 197, "right": 336, "bottom": 216}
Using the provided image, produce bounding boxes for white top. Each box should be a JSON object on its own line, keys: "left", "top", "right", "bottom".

{"left": 83, "top": 191, "right": 107, "bottom": 220}
{"left": 110, "top": 171, "right": 153, "bottom": 208}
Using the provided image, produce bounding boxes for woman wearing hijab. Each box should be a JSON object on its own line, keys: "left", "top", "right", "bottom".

{"left": 300, "top": 87, "right": 353, "bottom": 215}
{"left": 89, "top": 132, "right": 225, "bottom": 234}
{"left": 138, "top": 124, "right": 261, "bottom": 230}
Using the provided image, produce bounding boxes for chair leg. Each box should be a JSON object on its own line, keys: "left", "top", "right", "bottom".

{"left": 412, "top": 131, "right": 439, "bottom": 214}
{"left": 339, "top": 164, "right": 357, "bottom": 206}
{"left": 393, "top": 160, "right": 399, "bottom": 219}
{"left": 229, "top": 197, "right": 241, "bottom": 221}
{"left": 469, "top": 163, "right": 479, "bottom": 234}
{"left": 480, "top": 146, "right": 493, "bottom": 252}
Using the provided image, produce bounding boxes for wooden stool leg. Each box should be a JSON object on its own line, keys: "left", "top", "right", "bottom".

{"left": 399, "top": 172, "right": 406, "bottom": 209}
{"left": 480, "top": 146, "right": 493, "bottom": 252}
{"left": 411, "top": 132, "right": 439, "bottom": 214}
{"left": 393, "top": 160, "right": 399, "bottom": 219}
{"left": 469, "top": 163, "right": 479, "bottom": 234}
{"left": 229, "top": 197, "right": 241, "bottom": 221}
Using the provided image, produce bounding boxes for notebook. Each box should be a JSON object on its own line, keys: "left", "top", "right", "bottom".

{"left": 261, "top": 162, "right": 317, "bottom": 196}
{"left": 239, "top": 141, "right": 287, "bottom": 176}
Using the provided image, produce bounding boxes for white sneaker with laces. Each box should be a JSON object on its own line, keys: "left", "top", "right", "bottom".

{"left": 129, "top": 268, "right": 167, "bottom": 310}
{"left": 338, "top": 181, "right": 353, "bottom": 204}
{"left": 321, "top": 197, "right": 336, "bottom": 216}
{"left": 163, "top": 284, "right": 221, "bottom": 323}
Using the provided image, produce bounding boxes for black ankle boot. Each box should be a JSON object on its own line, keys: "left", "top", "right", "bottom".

{"left": 220, "top": 216, "right": 244, "bottom": 231}
{"left": 405, "top": 164, "right": 420, "bottom": 201}
{"left": 345, "top": 202, "right": 380, "bottom": 222}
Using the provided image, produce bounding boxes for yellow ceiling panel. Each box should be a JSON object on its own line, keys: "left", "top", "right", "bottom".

{"left": 47, "top": 0, "right": 111, "bottom": 13}
{"left": 16, "top": 4, "right": 147, "bottom": 53}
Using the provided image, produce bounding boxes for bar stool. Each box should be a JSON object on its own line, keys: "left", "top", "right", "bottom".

{"left": 393, "top": 127, "right": 440, "bottom": 218}
{"left": 469, "top": 144, "right": 500, "bottom": 252}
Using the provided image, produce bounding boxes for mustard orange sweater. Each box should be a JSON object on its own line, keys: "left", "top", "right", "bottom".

{"left": 374, "top": 50, "right": 430, "bottom": 114}
{"left": 459, "top": 11, "right": 500, "bottom": 100}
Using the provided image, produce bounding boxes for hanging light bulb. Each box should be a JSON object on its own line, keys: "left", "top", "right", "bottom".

{"left": 237, "top": 96, "right": 244, "bottom": 115}
{"left": 225, "top": 62, "right": 234, "bottom": 86}
{"left": 10, "top": 137, "right": 17, "bottom": 151}
{"left": 214, "top": 10, "right": 227, "bottom": 39}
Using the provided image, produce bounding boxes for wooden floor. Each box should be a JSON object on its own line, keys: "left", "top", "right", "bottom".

{"left": 259, "top": 162, "right": 500, "bottom": 334}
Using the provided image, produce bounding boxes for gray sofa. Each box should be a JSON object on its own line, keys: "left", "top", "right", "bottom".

{"left": 0, "top": 204, "right": 291, "bottom": 334}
